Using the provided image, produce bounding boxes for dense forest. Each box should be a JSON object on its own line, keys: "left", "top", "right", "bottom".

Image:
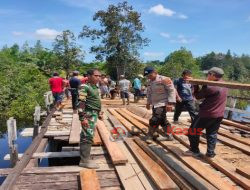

{"left": 0, "top": 1, "right": 249, "bottom": 122}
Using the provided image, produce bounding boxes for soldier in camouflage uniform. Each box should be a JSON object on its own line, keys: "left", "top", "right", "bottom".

{"left": 78, "top": 68, "right": 103, "bottom": 169}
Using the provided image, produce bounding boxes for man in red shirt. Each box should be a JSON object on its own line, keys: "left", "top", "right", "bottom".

{"left": 49, "top": 72, "right": 64, "bottom": 109}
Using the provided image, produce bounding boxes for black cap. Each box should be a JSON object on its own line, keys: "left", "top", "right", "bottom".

{"left": 144, "top": 66, "right": 155, "bottom": 76}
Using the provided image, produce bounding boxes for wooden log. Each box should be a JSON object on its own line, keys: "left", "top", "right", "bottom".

{"left": 26, "top": 138, "right": 48, "bottom": 168}
{"left": 0, "top": 108, "right": 56, "bottom": 190}
{"left": 69, "top": 113, "right": 81, "bottom": 144}
{"left": 187, "top": 79, "right": 250, "bottom": 90}
{"left": 96, "top": 120, "right": 128, "bottom": 164}
{"left": 93, "top": 128, "right": 102, "bottom": 145}
{"left": 222, "top": 119, "right": 250, "bottom": 132}
{"left": 80, "top": 169, "right": 101, "bottom": 190}
{"left": 236, "top": 167, "right": 250, "bottom": 179}
{"left": 134, "top": 137, "right": 192, "bottom": 190}
{"left": 125, "top": 138, "right": 178, "bottom": 190}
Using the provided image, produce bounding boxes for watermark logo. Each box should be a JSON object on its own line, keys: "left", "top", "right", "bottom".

{"left": 109, "top": 125, "right": 128, "bottom": 142}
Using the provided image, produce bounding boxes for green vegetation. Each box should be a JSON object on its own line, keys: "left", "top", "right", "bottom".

{"left": 0, "top": 1, "right": 249, "bottom": 123}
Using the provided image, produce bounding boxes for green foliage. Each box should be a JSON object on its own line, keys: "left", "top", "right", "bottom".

{"left": 0, "top": 45, "right": 49, "bottom": 121}
{"left": 159, "top": 47, "right": 200, "bottom": 79}
{"left": 79, "top": 1, "right": 149, "bottom": 79}
{"left": 53, "top": 30, "right": 84, "bottom": 77}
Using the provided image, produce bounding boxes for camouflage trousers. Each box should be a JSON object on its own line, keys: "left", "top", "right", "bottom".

{"left": 79, "top": 109, "right": 98, "bottom": 144}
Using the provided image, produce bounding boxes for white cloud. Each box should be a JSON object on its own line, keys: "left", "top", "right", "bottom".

{"left": 12, "top": 31, "right": 23, "bottom": 36}
{"left": 160, "top": 32, "right": 171, "bottom": 38}
{"left": 144, "top": 52, "right": 165, "bottom": 58}
{"left": 149, "top": 4, "right": 175, "bottom": 17}
{"left": 178, "top": 14, "right": 188, "bottom": 19}
{"left": 35, "top": 28, "right": 61, "bottom": 40}
{"left": 170, "top": 34, "right": 195, "bottom": 44}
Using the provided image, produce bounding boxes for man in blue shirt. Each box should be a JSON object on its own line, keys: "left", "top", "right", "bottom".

{"left": 173, "top": 70, "right": 196, "bottom": 123}
{"left": 69, "top": 71, "right": 81, "bottom": 112}
{"left": 133, "top": 75, "right": 142, "bottom": 103}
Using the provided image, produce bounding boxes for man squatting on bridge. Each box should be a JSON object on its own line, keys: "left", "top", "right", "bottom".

{"left": 143, "top": 66, "right": 176, "bottom": 143}
{"left": 77, "top": 68, "right": 103, "bottom": 169}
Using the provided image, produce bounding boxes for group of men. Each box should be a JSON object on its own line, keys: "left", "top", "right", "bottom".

{"left": 143, "top": 66, "right": 227, "bottom": 159}
{"left": 49, "top": 65, "right": 228, "bottom": 169}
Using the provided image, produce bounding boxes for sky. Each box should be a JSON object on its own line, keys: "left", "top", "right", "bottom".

{"left": 0, "top": 0, "right": 250, "bottom": 62}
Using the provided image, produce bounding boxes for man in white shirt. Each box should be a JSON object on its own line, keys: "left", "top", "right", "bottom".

{"left": 118, "top": 75, "right": 131, "bottom": 105}
{"left": 144, "top": 66, "right": 176, "bottom": 143}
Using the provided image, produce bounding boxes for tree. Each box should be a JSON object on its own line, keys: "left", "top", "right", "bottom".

{"left": 159, "top": 47, "right": 200, "bottom": 79}
{"left": 79, "top": 1, "right": 149, "bottom": 79}
{"left": 53, "top": 30, "right": 84, "bottom": 77}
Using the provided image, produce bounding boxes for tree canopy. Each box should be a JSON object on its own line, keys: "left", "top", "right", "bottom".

{"left": 79, "top": 1, "right": 149, "bottom": 79}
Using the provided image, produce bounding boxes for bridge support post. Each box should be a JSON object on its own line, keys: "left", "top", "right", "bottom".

{"left": 7, "top": 117, "right": 18, "bottom": 167}
{"left": 227, "top": 97, "right": 237, "bottom": 120}
{"left": 33, "top": 106, "right": 41, "bottom": 139}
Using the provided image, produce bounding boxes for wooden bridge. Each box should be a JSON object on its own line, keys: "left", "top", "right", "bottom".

{"left": 0, "top": 79, "right": 250, "bottom": 190}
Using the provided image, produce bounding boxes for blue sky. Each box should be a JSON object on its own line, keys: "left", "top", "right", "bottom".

{"left": 0, "top": 0, "right": 250, "bottom": 62}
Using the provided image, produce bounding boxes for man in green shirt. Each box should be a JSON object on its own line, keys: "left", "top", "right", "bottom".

{"left": 78, "top": 68, "right": 102, "bottom": 169}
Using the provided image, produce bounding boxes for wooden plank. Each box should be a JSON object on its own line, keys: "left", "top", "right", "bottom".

{"left": 61, "top": 146, "right": 104, "bottom": 152}
{"left": 21, "top": 128, "right": 70, "bottom": 137}
{"left": 125, "top": 138, "right": 178, "bottom": 190}
{"left": 173, "top": 132, "right": 250, "bottom": 190}
{"left": 4, "top": 147, "right": 106, "bottom": 160}
{"left": 187, "top": 78, "right": 250, "bottom": 90}
{"left": 103, "top": 114, "right": 155, "bottom": 190}
{"left": 116, "top": 109, "right": 148, "bottom": 132}
{"left": 215, "top": 134, "right": 250, "bottom": 155}
{"left": 0, "top": 164, "right": 115, "bottom": 176}
{"left": 159, "top": 141, "right": 236, "bottom": 190}
{"left": 222, "top": 119, "right": 250, "bottom": 132}
{"left": 236, "top": 167, "right": 250, "bottom": 179}
{"left": 148, "top": 142, "right": 216, "bottom": 190}
{"left": 0, "top": 108, "right": 56, "bottom": 190}
{"left": 134, "top": 137, "right": 192, "bottom": 190}
{"left": 96, "top": 120, "right": 128, "bottom": 164}
{"left": 116, "top": 142, "right": 156, "bottom": 190}
{"left": 218, "top": 129, "right": 250, "bottom": 146}
{"left": 80, "top": 169, "right": 101, "bottom": 190}
{"left": 122, "top": 110, "right": 238, "bottom": 190}
{"left": 26, "top": 138, "right": 48, "bottom": 168}
{"left": 93, "top": 128, "right": 103, "bottom": 145}
{"left": 69, "top": 113, "right": 81, "bottom": 144}
{"left": 107, "top": 108, "right": 137, "bottom": 132}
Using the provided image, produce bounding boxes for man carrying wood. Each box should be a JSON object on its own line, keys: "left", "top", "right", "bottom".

{"left": 186, "top": 67, "right": 228, "bottom": 158}
{"left": 144, "top": 66, "right": 176, "bottom": 143}
{"left": 78, "top": 68, "right": 103, "bottom": 168}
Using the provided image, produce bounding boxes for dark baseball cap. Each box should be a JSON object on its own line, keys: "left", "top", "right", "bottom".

{"left": 144, "top": 66, "right": 155, "bottom": 76}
